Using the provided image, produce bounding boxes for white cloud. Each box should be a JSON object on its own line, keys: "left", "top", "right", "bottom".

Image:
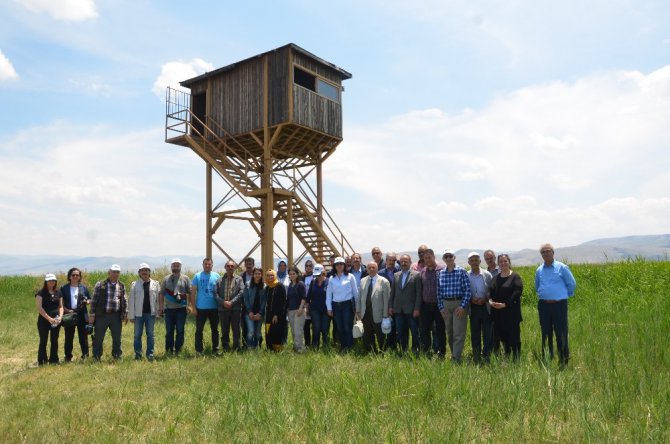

{"left": 152, "top": 59, "right": 214, "bottom": 99}
{"left": 13, "top": 0, "right": 98, "bottom": 22}
{"left": 0, "top": 50, "right": 19, "bottom": 81}
{"left": 325, "top": 65, "right": 670, "bottom": 251}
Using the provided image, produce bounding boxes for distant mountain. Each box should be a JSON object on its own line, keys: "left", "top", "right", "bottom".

{"left": 1, "top": 234, "right": 668, "bottom": 275}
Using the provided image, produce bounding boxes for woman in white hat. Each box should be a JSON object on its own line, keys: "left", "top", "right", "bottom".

{"left": 35, "top": 273, "right": 64, "bottom": 365}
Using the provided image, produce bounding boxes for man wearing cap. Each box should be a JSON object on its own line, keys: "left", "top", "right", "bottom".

{"left": 389, "top": 254, "right": 423, "bottom": 355}
{"left": 215, "top": 259, "right": 245, "bottom": 351}
{"left": 535, "top": 243, "right": 577, "bottom": 366}
{"left": 190, "top": 258, "right": 221, "bottom": 354}
{"left": 306, "top": 263, "right": 329, "bottom": 348}
{"left": 419, "top": 248, "right": 446, "bottom": 357}
{"left": 160, "top": 258, "right": 191, "bottom": 354}
{"left": 356, "top": 261, "right": 391, "bottom": 353}
{"left": 467, "top": 252, "right": 493, "bottom": 364}
{"left": 437, "top": 249, "right": 471, "bottom": 363}
{"left": 128, "top": 263, "right": 161, "bottom": 360}
{"left": 89, "top": 264, "right": 128, "bottom": 360}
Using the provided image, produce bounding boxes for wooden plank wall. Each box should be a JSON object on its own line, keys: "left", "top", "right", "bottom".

{"left": 293, "top": 87, "right": 342, "bottom": 137}
{"left": 207, "top": 60, "right": 264, "bottom": 136}
{"left": 268, "top": 47, "right": 289, "bottom": 127}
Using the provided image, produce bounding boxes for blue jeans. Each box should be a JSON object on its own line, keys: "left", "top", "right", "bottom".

{"left": 244, "top": 314, "right": 263, "bottom": 348}
{"left": 310, "top": 308, "right": 330, "bottom": 348}
{"left": 164, "top": 307, "right": 187, "bottom": 353}
{"left": 133, "top": 314, "right": 155, "bottom": 358}
{"left": 394, "top": 313, "right": 420, "bottom": 354}
{"left": 332, "top": 300, "right": 354, "bottom": 350}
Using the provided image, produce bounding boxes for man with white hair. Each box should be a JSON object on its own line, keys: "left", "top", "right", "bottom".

{"left": 160, "top": 258, "right": 191, "bottom": 354}
{"left": 89, "top": 264, "right": 127, "bottom": 360}
{"left": 129, "top": 263, "right": 161, "bottom": 360}
{"left": 535, "top": 243, "right": 577, "bottom": 366}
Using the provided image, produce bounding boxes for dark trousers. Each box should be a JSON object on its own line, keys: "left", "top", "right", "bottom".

{"left": 538, "top": 300, "right": 569, "bottom": 364}
{"left": 493, "top": 317, "right": 521, "bottom": 360}
{"left": 195, "top": 309, "right": 219, "bottom": 353}
{"left": 420, "top": 302, "right": 446, "bottom": 356}
{"left": 362, "top": 312, "right": 385, "bottom": 353}
{"left": 93, "top": 312, "right": 122, "bottom": 359}
{"left": 470, "top": 304, "right": 492, "bottom": 363}
{"left": 310, "top": 308, "right": 330, "bottom": 348}
{"left": 64, "top": 313, "right": 89, "bottom": 360}
{"left": 395, "top": 313, "right": 420, "bottom": 354}
{"left": 304, "top": 319, "right": 312, "bottom": 346}
{"left": 332, "top": 300, "right": 354, "bottom": 350}
{"left": 37, "top": 316, "right": 61, "bottom": 365}
{"left": 219, "top": 310, "right": 241, "bottom": 350}
{"left": 164, "top": 307, "right": 187, "bottom": 353}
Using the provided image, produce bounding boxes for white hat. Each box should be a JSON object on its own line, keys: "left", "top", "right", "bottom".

{"left": 312, "top": 264, "right": 324, "bottom": 276}
{"left": 442, "top": 248, "right": 455, "bottom": 257}
{"left": 138, "top": 263, "right": 151, "bottom": 271}
{"left": 171, "top": 258, "right": 182, "bottom": 264}
{"left": 352, "top": 320, "right": 364, "bottom": 339}
{"left": 333, "top": 256, "right": 345, "bottom": 265}
{"left": 44, "top": 273, "right": 57, "bottom": 282}
{"left": 467, "top": 251, "right": 480, "bottom": 259}
{"left": 110, "top": 264, "right": 121, "bottom": 272}
{"left": 381, "top": 317, "right": 393, "bottom": 334}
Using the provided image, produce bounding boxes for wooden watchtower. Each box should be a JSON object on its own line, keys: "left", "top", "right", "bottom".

{"left": 165, "top": 43, "right": 354, "bottom": 270}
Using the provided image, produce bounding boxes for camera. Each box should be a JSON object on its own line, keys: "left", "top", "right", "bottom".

{"left": 85, "top": 323, "right": 95, "bottom": 336}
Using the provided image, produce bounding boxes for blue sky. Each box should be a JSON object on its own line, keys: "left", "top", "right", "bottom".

{"left": 1, "top": 0, "right": 669, "bottom": 261}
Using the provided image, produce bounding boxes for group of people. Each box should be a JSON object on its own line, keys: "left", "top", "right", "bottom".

{"left": 34, "top": 243, "right": 576, "bottom": 366}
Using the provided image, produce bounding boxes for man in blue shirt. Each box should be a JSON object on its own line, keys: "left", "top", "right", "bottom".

{"left": 535, "top": 243, "right": 577, "bottom": 366}
{"left": 190, "top": 257, "right": 221, "bottom": 354}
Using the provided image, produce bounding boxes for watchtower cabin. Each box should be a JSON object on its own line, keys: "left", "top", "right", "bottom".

{"left": 165, "top": 43, "right": 354, "bottom": 270}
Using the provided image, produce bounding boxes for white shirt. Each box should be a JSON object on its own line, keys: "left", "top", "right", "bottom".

{"left": 70, "top": 286, "right": 79, "bottom": 309}
{"left": 326, "top": 273, "right": 360, "bottom": 311}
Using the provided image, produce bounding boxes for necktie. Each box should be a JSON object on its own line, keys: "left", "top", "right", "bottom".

{"left": 367, "top": 279, "right": 374, "bottom": 299}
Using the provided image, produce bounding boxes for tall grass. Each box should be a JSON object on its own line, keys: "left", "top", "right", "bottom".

{"left": 0, "top": 260, "right": 668, "bottom": 442}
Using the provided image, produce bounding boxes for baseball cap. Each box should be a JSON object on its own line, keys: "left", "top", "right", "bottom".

{"left": 467, "top": 251, "right": 480, "bottom": 259}
{"left": 171, "top": 258, "right": 182, "bottom": 265}
{"left": 442, "top": 249, "right": 455, "bottom": 257}
{"left": 139, "top": 263, "right": 151, "bottom": 271}
{"left": 44, "top": 273, "right": 57, "bottom": 282}
{"left": 312, "top": 264, "right": 324, "bottom": 276}
{"left": 110, "top": 264, "right": 121, "bottom": 272}
{"left": 333, "top": 256, "right": 345, "bottom": 265}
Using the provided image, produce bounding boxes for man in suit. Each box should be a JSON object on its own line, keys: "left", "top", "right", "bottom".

{"left": 215, "top": 260, "right": 245, "bottom": 351}
{"left": 389, "top": 254, "right": 423, "bottom": 354}
{"left": 356, "top": 261, "right": 391, "bottom": 353}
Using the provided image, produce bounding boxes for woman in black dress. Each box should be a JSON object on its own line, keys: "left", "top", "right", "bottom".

{"left": 264, "top": 269, "right": 287, "bottom": 352}
{"left": 489, "top": 254, "right": 523, "bottom": 360}
{"left": 36, "top": 273, "right": 64, "bottom": 365}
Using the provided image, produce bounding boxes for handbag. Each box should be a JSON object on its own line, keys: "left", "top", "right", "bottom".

{"left": 352, "top": 320, "right": 364, "bottom": 339}
{"left": 61, "top": 312, "right": 78, "bottom": 327}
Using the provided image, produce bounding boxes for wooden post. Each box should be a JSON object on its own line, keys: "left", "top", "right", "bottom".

{"left": 206, "top": 163, "right": 213, "bottom": 259}
{"left": 261, "top": 54, "right": 274, "bottom": 272}
{"left": 316, "top": 160, "right": 324, "bottom": 261}
{"left": 287, "top": 198, "right": 293, "bottom": 267}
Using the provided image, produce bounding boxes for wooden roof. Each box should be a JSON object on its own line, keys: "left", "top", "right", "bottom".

{"left": 180, "top": 43, "right": 352, "bottom": 88}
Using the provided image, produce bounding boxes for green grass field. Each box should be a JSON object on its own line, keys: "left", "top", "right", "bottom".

{"left": 1, "top": 260, "right": 668, "bottom": 442}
